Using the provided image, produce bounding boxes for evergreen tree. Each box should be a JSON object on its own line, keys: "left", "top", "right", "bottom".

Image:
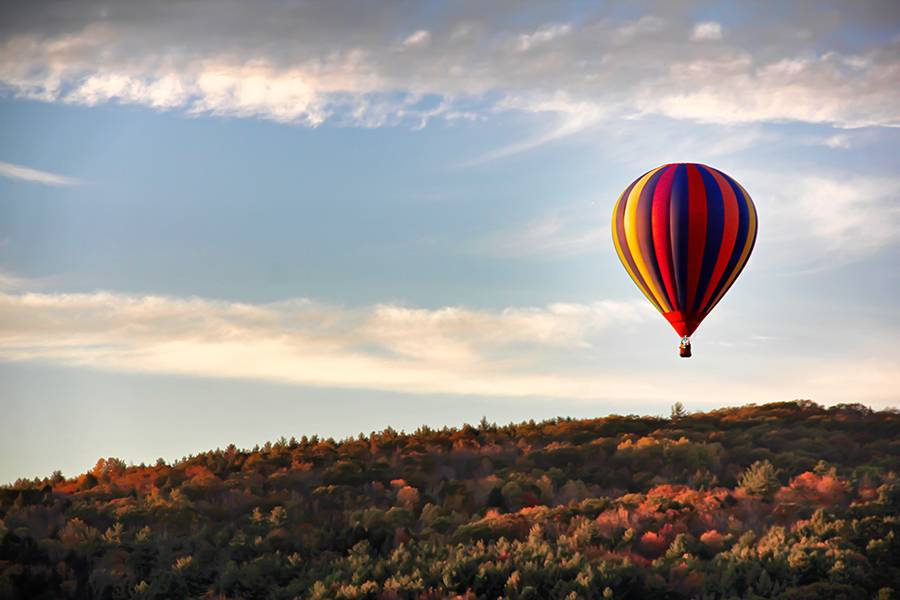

{"left": 738, "top": 459, "right": 781, "bottom": 497}
{"left": 670, "top": 402, "right": 688, "bottom": 419}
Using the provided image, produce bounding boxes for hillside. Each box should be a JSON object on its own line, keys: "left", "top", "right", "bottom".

{"left": 2, "top": 401, "right": 899, "bottom": 599}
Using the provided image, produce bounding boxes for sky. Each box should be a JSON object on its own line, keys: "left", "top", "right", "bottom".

{"left": 1, "top": 0, "right": 899, "bottom": 484}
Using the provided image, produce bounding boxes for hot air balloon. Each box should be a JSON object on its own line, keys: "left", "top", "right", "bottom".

{"left": 611, "top": 163, "right": 757, "bottom": 357}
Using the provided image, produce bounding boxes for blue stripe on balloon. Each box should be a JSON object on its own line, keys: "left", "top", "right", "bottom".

{"left": 669, "top": 164, "right": 690, "bottom": 312}
{"left": 694, "top": 165, "right": 725, "bottom": 314}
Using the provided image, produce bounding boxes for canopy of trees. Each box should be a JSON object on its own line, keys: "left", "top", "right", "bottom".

{"left": 1, "top": 401, "right": 898, "bottom": 599}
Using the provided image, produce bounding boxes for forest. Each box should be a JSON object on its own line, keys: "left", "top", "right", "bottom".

{"left": 1, "top": 400, "right": 898, "bottom": 599}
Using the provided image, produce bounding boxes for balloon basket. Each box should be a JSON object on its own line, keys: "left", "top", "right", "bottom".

{"left": 679, "top": 337, "right": 692, "bottom": 358}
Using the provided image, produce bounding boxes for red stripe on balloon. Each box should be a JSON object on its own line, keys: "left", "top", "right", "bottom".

{"left": 697, "top": 168, "right": 740, "bottom": 315}
{"left": 684, "top": 165, "right": 707, "bottom": 317}
{"left": 651, "top": 166, "right": 678, "bottom": 310}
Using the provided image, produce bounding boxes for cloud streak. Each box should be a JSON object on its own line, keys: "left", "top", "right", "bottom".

{"left": 0, "top": 160, "right": 81, "bottom": 186}
{"left": 0, "top": 290, "right": 658, "bottom": 400}
{"left": 469, "top": 208, "right": 609, "bottom": 259}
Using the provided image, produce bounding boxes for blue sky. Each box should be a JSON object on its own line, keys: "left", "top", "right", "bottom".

{"left": 1, "top": 0, "right": 899, "bottom": 483}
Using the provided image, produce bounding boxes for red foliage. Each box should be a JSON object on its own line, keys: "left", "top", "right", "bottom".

{"left": 639, "top": 530, "right": 668, "bottom": 558}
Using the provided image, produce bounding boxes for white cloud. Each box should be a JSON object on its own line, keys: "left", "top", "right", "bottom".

{"left": 639, "top": 51, "right": 900, "bottom": 128}
{"left": 0, "top": 25, "right": 383, "bottom": 127}
{"left": 691, "top": 21, "right": 723, "bottom": 41}
{"left": 0, "top": 160, "right": 82, "bottom": 186}
{"left": 402, "top": 30, "right": 431, "bottom": 48}
{"left": 64, "top": 72, "right": 188, "bottom": 109}
{"left": 0, "top": 3, "right": 897, "bottom": 133}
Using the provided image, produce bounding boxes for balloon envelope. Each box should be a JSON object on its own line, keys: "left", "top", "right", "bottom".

{"left": 611, "top": 163, "right": 757, "bottom": 338}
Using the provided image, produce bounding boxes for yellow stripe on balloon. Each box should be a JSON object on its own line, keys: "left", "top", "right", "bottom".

{"left": 623, "top": 166, "right": 672, "bottom": 312}
{"left": 708, "top": 183, "right": 757, "bottom": 312}
{"left": 611, "top": 191, "right": 664, "bottom": 314}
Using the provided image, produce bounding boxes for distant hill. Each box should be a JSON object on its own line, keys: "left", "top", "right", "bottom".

{"left": 2, "top": 401, "right": 899, "bottom": 599}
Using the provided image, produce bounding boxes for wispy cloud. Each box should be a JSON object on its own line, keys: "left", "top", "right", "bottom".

{"left": 0, "top": 160, "right": 81, "bottom": 186}
{"left": 515, "top": 23, "right": 572, "bottom": 52}
{"left": 458, "top": 94, "right": 608, "bottom": 165}
{"left": 401, "top": 30, "right": 431, "bottom": 49}
{"left": 752, "top": 172, "right": 900, "bottom": 268}
{"left": 469, "top": 207, "right": 608, "bottom": 259}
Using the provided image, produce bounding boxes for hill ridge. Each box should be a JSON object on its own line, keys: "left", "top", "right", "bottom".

{"left": 2, "top": 400, "right": 898, "bottom": 598}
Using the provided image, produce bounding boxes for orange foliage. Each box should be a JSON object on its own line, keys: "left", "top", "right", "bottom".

{"left": 518, "top": 505, "right": 549, "bottom": 518}
{"left": 396, "top": 485, "right": 420, "bottom": 507}
{"left": 700, "top": 529, "right": 725, "bottom": 550}
{"left": 484, "top": 508, "right": 502, "bottom": 519}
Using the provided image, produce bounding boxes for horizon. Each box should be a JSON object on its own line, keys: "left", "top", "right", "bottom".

{"left": 3, "top": 0, "right": 900, "bottom": 484}
{"left": 7, "top": 398, "right": 893, "bottom": 486}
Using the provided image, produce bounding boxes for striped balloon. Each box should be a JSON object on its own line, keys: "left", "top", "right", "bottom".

{"left": 611, "top": 163, "right": 757, "bottom": 342}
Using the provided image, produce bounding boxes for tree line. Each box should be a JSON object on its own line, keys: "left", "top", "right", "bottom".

{"left": 1, "top": 400, "right": 898, "bottom": 599}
